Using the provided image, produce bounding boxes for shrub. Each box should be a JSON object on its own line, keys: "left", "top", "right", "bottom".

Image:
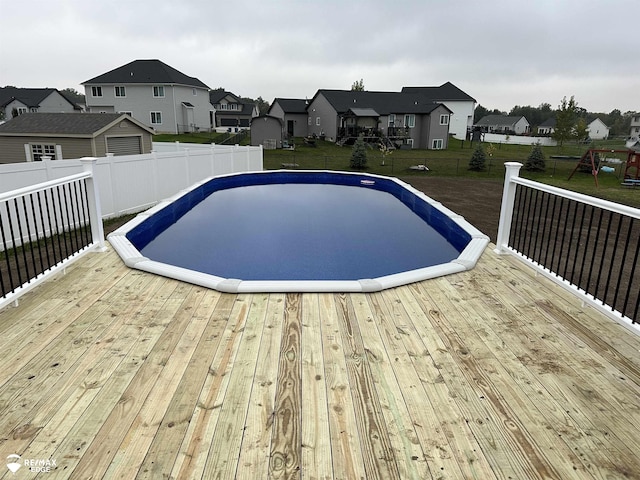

{"left": 350, "top": 135, "right": 368, "bottom": 169}
{"left": 468, "top": 144, "right": 486, "bottom": 171}
{"left": 525, "top": 143, "right": 546, "bottom": 172}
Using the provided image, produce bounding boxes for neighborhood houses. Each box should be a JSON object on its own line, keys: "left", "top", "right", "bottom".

{"left": 0, "top": 58, "right": 635, "bottom": 163}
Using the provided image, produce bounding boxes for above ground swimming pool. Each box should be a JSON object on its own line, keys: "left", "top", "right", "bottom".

{"left": 108, "top": 171, "right": 489, "bottom": 293}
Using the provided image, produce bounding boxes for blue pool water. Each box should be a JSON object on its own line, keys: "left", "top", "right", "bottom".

{"left": 131, "top": 176, "right": 465, "bottom": 282}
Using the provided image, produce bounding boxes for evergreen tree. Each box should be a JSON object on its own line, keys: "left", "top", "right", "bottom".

{"left": 350, "top": 135, "right": 368, "bottom": 169}
{"left": 468, "top": 144, "right": 486, "bottom": 171}
{"left": 525, "top": 143, "right": 546, "bottom": 172}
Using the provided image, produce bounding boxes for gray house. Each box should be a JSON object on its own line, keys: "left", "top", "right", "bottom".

{"left": 0, "top": 113, "right": 154, "bottom": 164}
{"left": 268, "top": 98, "right": 309, "bottom": 138}
{"left": 82, "top": 59, "right": 211, "bottom": 134}
{"left": 0, "top": 87, "right": 80, "bottom": 120}
{"left": 306, "top": 89, "right": 453, "bottom": 149}
{"left": 209, "top": 90, "right": 258, "bottom": 131}
{"left": 250, "top": 115, "right": 284, "bottom": 149}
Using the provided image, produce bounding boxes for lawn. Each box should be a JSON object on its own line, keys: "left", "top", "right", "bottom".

{"left": 262, "top": 137, "right": 640, "bottom": 209}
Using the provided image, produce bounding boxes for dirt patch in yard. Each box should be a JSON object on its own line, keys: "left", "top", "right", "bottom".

{"left": 399, "top": 176, "right": 504, "bottom": 242}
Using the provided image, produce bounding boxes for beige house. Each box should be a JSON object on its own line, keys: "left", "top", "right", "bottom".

{"left": 0, "top": 113, "right": 154, "bottom": 164}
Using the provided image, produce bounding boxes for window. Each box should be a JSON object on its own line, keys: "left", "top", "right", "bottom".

{"left": 16, "top": 107, "right": 27, "bottom": 115}
{"left": 440, "top": 114, "right": 449, "bottom": 125}
{"left": 308, "top": 117, "right": 312, "bottom": 126}
{"left": 91, "top": 86, "right": 102, "bottom": 97}
{"left": 404, "top": 114, "right": 415, "bottom": 128}
{"left": 150, "top": 111, "right": 162, "bottom": 124}
{"left": 388, "top": 114, "right": 396, "bottom": 126}
{"left": 192, "top": 88, "right": 197, "bottom": 96}
{"left": 316, "top": 117, "right": 321, "bottom": 126}
{"left": 153, "top": 86, "right": 165, "bottom": 97}
{"left": 31, "top": 144, "right": 56, "bottom": 161}
{"left": 29, "top": 107, "right": 38, "bottom": 112}
{"left": 432, "top": 139, "right": 443, "bottom": 149}
{"left": 115, "top": 86, "right": 126, "bottom": 97}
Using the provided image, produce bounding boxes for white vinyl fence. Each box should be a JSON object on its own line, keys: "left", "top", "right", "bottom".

{"left": 0, "top": 143, "right": 263, "bottom": 219}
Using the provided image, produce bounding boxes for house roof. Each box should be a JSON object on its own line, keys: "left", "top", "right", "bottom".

{"left": 209, "top": 90, "right": 241, "bottom": 104}
{"left": 475, "top": 115, "right": 529, "bottom": 126}
{"left": 82, "top": 59, "right": 210, "bottom": 89}
{"left": 401, "top": 82, "right": 476, "bottom": 102}
{"left": 538, "top": 117, "right": 556, "bottom": 127}
{"left": 313, "top": 90, "right": 452, "bottom": 115}
{"left": 0, "top": 113, "right": 155, "bottom": 137}
{"left": 270, "top": 98, "right": 308, "bottom": 114}
{"left": 0, "top": 87, "right": 79, "bottom": 110}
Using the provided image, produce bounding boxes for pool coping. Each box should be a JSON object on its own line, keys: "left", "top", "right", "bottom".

{"left": 107, "top": 170, "right": 490, "bottom": 293}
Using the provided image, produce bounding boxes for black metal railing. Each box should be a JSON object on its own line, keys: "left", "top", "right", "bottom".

{"left": 507, "top": 182, "right": 639, "bottom": 323}
{"left": 1, "top": 174, "right": 95, "bottom": 302}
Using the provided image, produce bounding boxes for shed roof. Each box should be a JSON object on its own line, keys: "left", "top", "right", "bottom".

{"left": 0, "top": 113, "right": 154, "bottom": 137}
{"left": 82, "top": 59, "right": 210, "bottom": 89}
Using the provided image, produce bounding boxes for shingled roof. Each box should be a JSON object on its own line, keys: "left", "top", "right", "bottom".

{"left": 0, "top": 87, "right": 79, "bottom": 109}
{"left": 313, "top": 90, "right": 451, "bottom": 115}
{"left": 401, "top": 82, "right": 476, "bottom": 102}
{"left": 271, "top": 98, "right": 308, "bottom": 114}
{"left": 0, "top": 113, "right": 154, "bottom": 136}
{"left": 82, "top": 59, "right": 210, "bottom": 89}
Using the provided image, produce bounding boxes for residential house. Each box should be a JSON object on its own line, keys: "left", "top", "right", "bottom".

{"left": 267, "top": 98, "right": 309, "bottom": 138}
{"left": 587, "top": 118, "right": 609, "bottom": 140}
{"left": 401, "top": 82, "right": 476, "bottom": 139}
{"left": 629, "top": 114, "right": 640, "bottom": 140}
{"left": 537, "top": 117, "right": 556, "bottom": 135}
{"left": 0, "top": 87, "right": 80, "bottom": 120}
{"left": 209, "top": 90, "right": 258, "bottom": 132}
{"left": 475, "top": 115, "right": 531, "bottom": 135}
{"left": 306, "top": 89, "right": 453, "bottom": 149}
{"left": 0, "top": 113, "right": 154, "bottom": 164}
{"left": 250, "top": 115, "right": 284, "bottom": 149}
{"left": 82, "top": 59, "right": 211, "bottom": 134}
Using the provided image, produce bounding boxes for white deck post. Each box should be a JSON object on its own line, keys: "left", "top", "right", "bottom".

{"left": 494, "top": 162, "right": 523, "bottom": 254}
{"left": 80, "top": 157, "right": 106, "bottom": 251}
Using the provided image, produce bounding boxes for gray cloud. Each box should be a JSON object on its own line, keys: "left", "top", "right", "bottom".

{"left": 1, "top": 0, "right": 638, "bottom": 113}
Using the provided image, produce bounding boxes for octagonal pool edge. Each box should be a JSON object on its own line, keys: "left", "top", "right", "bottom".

{"left": 107, "top": 170, "right": 490, "bottom": 293}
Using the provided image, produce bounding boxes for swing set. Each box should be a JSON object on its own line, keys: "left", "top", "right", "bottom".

{"left": 568, "top": 148, "right": 640, "bottom": 187}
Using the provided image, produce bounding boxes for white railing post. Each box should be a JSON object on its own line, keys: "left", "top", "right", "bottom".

{"left": 494, "top": 162, "right": 523, "bottom": 254}
{"left": 80, "top": 157, "right": 106, "bottom": 251}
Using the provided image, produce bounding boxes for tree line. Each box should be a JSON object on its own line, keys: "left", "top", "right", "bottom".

{"left": 474, "top": 97, "right": 636, "bottom": 138}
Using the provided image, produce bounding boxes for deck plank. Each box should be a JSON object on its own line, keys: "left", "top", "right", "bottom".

{"left": 0, "top": 246, "right": 639, "bottom": 479}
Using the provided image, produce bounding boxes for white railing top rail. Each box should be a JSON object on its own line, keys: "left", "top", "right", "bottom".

{"left": 0, "top": 171, "right": 91, "bottom": 204}
{"left": 511, "top": 175, "right": 640, "bottom": 220}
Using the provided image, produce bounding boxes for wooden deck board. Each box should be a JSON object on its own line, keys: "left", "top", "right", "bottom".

{"left": 1, "top": 244, "right": 639, "bottom": 479}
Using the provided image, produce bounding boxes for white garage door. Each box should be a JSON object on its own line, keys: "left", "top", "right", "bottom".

{"left": 106, "top": 136, "right": 142, "bottom": 156}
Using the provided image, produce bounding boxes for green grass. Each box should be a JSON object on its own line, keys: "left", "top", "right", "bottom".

{"left": 263, "top": 137, "right": 640, "bottom": 208}
{"left": 154, "top": 131, "right": 251, "bottom": 145}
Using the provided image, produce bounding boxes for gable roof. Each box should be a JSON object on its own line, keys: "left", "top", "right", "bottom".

{"left": 0, "top": 87, "right": 79, "bottom": 109}
{"left": 312, "top": 90, "right": 452, "bottom": 115}
{"left": 475, "top": 115, "right": 529, "bottom": 126}
{"left": 401, "top": 82, "right": 476, "bottom": 102}
{"left": 0, "top": 113, "right": 154, "bottom": 137}
{"left": 270, "top": 98, "right": 308, "bottom": 114}
{"left": 82, "top": 59, "right": 210, "bottom": 89}
{"left": 209, "top": 90, "right": 241, "bottom": 104}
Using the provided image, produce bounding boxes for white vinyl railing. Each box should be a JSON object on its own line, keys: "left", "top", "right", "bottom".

{"left": 495, "top": 162, "right": 640, "bottom": 328}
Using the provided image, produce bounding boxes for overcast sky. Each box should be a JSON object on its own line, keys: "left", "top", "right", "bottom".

{"left": 1, "top": 0, "right": 638, "bottom": 114}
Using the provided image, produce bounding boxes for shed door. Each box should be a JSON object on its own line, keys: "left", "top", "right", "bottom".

{"left": 106, "top": 136, "right": 142, "bottom": 156}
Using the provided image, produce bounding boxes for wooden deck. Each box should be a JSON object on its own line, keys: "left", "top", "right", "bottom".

{"left": 1, "top": 245, "right": 639, "bottom": 479}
